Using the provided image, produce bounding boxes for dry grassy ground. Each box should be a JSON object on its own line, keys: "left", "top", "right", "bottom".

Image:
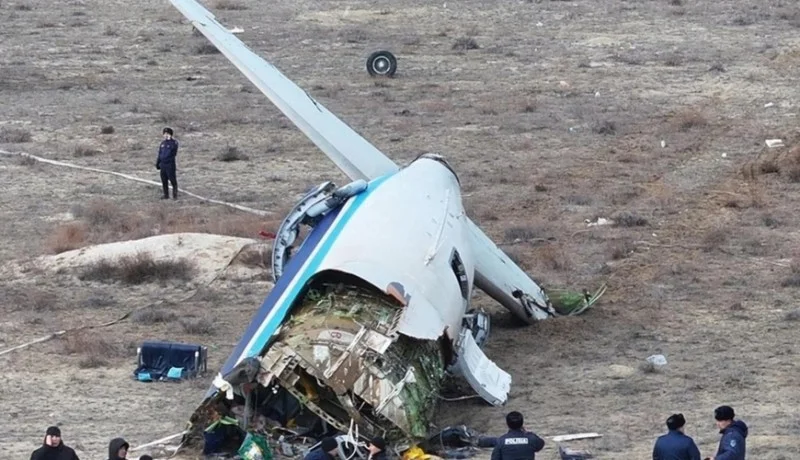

{"left": 2, "top": 0, "right": 800, "bottom": 458}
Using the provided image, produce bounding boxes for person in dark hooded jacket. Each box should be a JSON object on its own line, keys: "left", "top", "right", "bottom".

{"left": 652, "top": 413, "right": 701, "bottom": 460}
{"left": 107, "top": 438, "right": 130, "bottom": 460}
{"left": 708, "top": 406, "right": 747, "bottom": 460}
{"left": 30, "top": 426, "right": 80, "bottom": 460}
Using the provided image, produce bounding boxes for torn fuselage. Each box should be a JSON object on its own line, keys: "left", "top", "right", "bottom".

{"left": 184, "top": 156, "right": 498, "bottom": 454}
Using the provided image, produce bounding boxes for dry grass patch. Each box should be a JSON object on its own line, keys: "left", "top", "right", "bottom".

{"left": 45, "top": 222, "right": 88, "bottom": 254}
{"left": 2, "top": 287, "right": 60, "bottom": 312}
{"left": 180, "top": 318, "right": 216, "bottom": 335}
{"left": 781, "top": 261, "right": 800, "bottom": 288}
{"left": 78, "top": 252, "right": 195, "bottom": 285}
{"left": 213, "top": 0, "right": 247, "bottom": 10}
{"left": 131, "top": 307, "right": 178, "bottom": 324}
{"left": 59, "top": 334, "right": 129, "bottom": 368}
{"left": 72, "top": 144, "right": 103, "bottom": 157}
{"left": 671, "top": 108, "right": 708, "bottom": 132}
{"left": 214, "top": 145, "right": 250, "bottom": 162}
{"left": 0, "top": 127, "right": 32, "bottom": 143}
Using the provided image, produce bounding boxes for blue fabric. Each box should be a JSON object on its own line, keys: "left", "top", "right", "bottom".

{"left": 137, "top": 372, "right": 152, "bottom": 382}
{"left": 167, "top": 367, "right": 184, "bottom": 380}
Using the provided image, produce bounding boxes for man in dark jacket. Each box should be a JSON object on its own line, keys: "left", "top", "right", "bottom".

{"left": 652, "top": 413, "right": 701, "bottom": 460}
{"left": 304, "top": 437, "right": 339, "bottom": 460}
{"left": 107, "top": 437, "right": 130, "bottom": 460}
{"left": 156, "top": 127, "right": 179, "bottom": 200}
{"left": 707, "top": 406, "right": 747, "bottom": 460}
{"left": 30, "top": 426, "right": 81, "bottom": 460}
{"left": 490, "top": 411, "right": 545, "bottom": 460}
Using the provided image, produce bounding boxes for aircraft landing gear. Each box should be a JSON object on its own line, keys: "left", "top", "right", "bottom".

{"left": 366, "top": 50, "right": 397, "bottom": 78}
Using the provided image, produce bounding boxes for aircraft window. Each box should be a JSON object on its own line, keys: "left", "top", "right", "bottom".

{"left": 450, "top": 250, "right": 469, "bottom": 300}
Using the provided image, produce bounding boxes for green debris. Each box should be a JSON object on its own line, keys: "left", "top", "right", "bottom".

{"left": 548, "top": 283, "right": 607, "bottom": 315}
{"left": 238, "top": 432, "right": 272, "bottom": 460}
{"left": 294, "top": 283, "right": 399, "bottom": 327}
{"left": 385, "top": 336, "right": 445, "bottom": 438}
{"left": 205, "top": 416, "right": 239, "bottom": 432}
{"left": 549, "top": 290, "right": 588, "bottom": 313}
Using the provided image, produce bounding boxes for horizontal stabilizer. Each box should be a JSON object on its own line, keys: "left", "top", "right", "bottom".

{"left": 467, "top": 219, "right": 555, "bottom": 323}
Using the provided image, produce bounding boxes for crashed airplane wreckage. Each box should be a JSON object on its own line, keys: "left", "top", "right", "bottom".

{"left": 165, "top": 0, "right": 606, "bottom": 458}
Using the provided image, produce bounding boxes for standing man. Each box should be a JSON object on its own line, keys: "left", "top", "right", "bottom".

{"left": 652, "top": 413, "right": 701, "bottom": 460}
{"left": 156, "top": 127, "right": 179, "bottom": 200}
{"left": 706, "top": 406, "right": 747, "bottom": 460}
{"left": 30, "top": 426, "right": 81, "bottom": 460}
{"left": 490, "top": 411, "right": 546, "bottom": 460}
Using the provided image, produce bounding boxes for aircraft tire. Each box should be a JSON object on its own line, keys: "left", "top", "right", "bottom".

{"left": 366, "top": 50, "right": 397, "bottom": 77}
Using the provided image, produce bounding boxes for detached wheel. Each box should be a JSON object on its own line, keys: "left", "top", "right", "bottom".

{"left": 366, "top": 50, "right": 397, "bottom": 77}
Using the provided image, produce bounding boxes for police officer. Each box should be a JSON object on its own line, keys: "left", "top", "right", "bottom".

{"left": 156, "top": 127, "right": 179, "bottom": 200}
{"left": 706, "top": 406, "right": 747, "bottom": 460}
{"left": 490, "top": 411, "right": 545, "bottom": 460}
{"left": 652, "top": 413, "right": 701, "bottom": 460}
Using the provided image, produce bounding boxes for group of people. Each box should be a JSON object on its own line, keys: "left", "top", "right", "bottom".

{"left": 29, "top": 427, "right": 148, "bottom": 460}
{"left": 653, "top": 405, "right": 748, "bottom": 460}
{"left": 30, "top": 405, "right": 747, "bottom": 460}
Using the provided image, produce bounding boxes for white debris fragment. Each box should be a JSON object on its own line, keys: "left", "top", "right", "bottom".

{"left": 585, "top": 217, "right": 613, "bottom": 227}
{"left": 228, "top": 27, "right": 244, "bottom": 34}
{"left": 536, "top": 22, "right": 543, "bottom": 27}
{"left": 552, "top": 433, "right": 603, "bottom": 442}
{"left": 722, "top": 153, "right": 727, "bottom": 158}
{"left": 661, "top": 140, "right": 666, "bottom": 148}
{"left": 646, "top": 354, "right": 667, "bottom": 366}
{"left": 766, "top": 139, "right": 784, "bottom": 148}
{"left": 764, "top": 102, "right": 774, "bottom": 108}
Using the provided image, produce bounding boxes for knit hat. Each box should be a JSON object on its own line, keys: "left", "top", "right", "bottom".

{"left": 46, "top": 426, "right": 61, "bottom": 437}
{"left": 369, "top": 436, "right": 387, "bottom": 450}
{"left": 321, "top": 437, "right": 338, "bottom": 452}
{"left": 714, "top": 405, "right": 735, "bottom": 421}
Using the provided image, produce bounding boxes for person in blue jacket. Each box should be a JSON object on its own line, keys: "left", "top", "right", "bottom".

{"left": 707, "top": 406, "right": 747, "bottom": 460}
{"left": 156, "top": 127, "right": 179, "bottom": 200}
{"left": 652, "top": 413, "right": 701, "bottom": 460}
{"left": 490, "top": 411, "right": 545, "bottom": 460}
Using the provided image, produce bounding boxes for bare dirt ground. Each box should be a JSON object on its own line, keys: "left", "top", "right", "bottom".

{"left": 3, "top": 0, "right": 800, "bottom": 458}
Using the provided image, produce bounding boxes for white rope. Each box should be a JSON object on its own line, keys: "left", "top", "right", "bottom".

{"left": 129, "top": 431, "right": 188, "bottom": 452}
{"left": 0, "top": 149, "right": 273, "bottom": 217}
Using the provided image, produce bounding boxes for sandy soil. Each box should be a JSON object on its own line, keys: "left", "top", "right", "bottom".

{"left": 3, "top": 0, "right": 800, "bottom": 458}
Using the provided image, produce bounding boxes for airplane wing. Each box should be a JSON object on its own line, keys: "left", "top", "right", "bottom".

{"left": 167, "top": 0, "right": 399, "bottom": 182}
{"left": 168, "top": 0, "right": 568, "bottom": 325}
